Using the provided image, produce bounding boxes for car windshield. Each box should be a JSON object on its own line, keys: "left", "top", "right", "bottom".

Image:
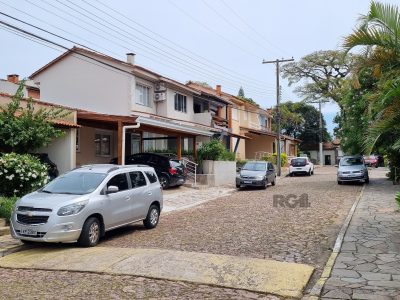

{"left": 292, "top": 158, "right": 307, "bottom": 164}
{"left": 41, "top": 172, "right": 107, "bottom": 195}
{"left": 340, "top": 157, "right": 363, "bottom": 166}
{"left": 242, "top": 163, "right": 266, "bottom": 171}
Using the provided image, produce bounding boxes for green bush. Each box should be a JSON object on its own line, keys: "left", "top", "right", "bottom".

{"left": 0, "top": 153, "right": 48, "bottom": 197}
{"left": 198, "top": 139, "right": 235, "bottom": 161}
{"left": 262, "top": 152, "right": 288, "bottom": 167}
{"left": 0, "top": 196, "right": 18, "bottom": 222}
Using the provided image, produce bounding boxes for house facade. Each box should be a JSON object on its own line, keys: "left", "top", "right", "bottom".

{"left": 29, "top": 47, "right": 227, "bottom": 167}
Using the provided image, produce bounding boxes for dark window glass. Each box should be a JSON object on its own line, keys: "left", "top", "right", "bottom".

{"left": 129, "top": 171, "right": 147, "bottom": 188}
{"left": 242, "top": 162, "right": 266, "bottom": 171}
{"left": 107, "top": 173, "right": 129, "bottom": 191}
{"left": 145, "top": 171, "right": 158, "bottom": 183}
{"left": 174, "top": 93, "right": 187, "bottom": 112}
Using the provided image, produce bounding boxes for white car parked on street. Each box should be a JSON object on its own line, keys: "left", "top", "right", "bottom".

{"left": 289, "top": 157, "right": 314, "bottom": 176}
{"left": 11, "top": 164, "right": 163, "bottom": 247}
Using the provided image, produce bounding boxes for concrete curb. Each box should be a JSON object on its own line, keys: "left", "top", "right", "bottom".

{"left": 307, "top": 184, "right": 366, "bottom": 298}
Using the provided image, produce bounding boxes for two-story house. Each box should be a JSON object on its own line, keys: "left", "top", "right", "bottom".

{"left": 29, "top": 47, "right": 228, "bottom": 167}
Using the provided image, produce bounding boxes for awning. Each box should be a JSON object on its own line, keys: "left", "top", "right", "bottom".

{"left": 136, "top": 116, "right": 216, "bottom": 137}
{"left": 241, "top": 127, "right": 277, "bottom": 138}
{"left": 51, "top": 120, "right": 81, "bottom": 128}
{"left": 227, "top": 131, "right": 252, "bottom": 140}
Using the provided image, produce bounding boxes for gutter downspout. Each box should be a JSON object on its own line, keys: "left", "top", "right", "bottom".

{"left": 122, "top": 123, "right": 141, "bottom": 165}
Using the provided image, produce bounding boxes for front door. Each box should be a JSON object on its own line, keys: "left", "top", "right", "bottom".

{"left": 325, "top": 155, "right": 331, "bottom": 165}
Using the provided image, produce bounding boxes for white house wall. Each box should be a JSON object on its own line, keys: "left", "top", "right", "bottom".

{"left": 37, "top": 129, "right": 76, "bottom": 175}
{"left": 34, "top": 54, "right": 132, "bottom": 116}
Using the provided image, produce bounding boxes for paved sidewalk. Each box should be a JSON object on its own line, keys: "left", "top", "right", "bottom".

{"left": 0, "top": 246, "right": 314, "bottom": 298}
{"left": 162, "top": 186, "right": 235, "bottom": 212}
{"left": 321, "top": 169, "right": 400, "bottom": 299}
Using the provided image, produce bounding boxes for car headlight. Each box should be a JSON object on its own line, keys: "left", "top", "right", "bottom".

{"left": 57, "top": 200, "right": 88, "bottom": 216}
{"left": 255, "top": 175, "right": 265, "bottom": 180}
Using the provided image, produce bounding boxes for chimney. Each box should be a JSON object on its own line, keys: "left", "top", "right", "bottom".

{"left": 216, "top": 84, "right": 222, "bottom": 96}
{"left": 126, "top": 53, "right": 135, "bottom": 65}
{"left": 7, "top": 74, "right": 19, "bottom": 84}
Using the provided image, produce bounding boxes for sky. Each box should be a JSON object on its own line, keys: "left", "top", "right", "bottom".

{"left": 0, "top": 0, "right": 397, "bottom": 135}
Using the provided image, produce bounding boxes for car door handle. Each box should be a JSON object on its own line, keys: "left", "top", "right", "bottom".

{"left": 125, "top": 196, "right": 130, "bottom": 201}
{"left": 147, "top": 192, "right": 152, "bottom": 195}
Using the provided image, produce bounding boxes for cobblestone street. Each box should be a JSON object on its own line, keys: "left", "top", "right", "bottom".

{"left": 0, "top": 166, "right": 363, "bottom": 298}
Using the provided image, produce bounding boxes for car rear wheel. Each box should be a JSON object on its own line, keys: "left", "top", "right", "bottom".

{"left": 308, "top": 170, "right": 312, "bottom": 176}
{"left": 338, "top": 180, "right": 342, "bottom": 185}
{"left": 159, "top": 175, "right": 169, "bottom": 189}
{"left": 78, "top": 217, "right": 101, "bottom": 247}
{"left": 311, "top": 169, "right": 314, "bottom": 175}
{"left": 271, "top": 177, "right": 276, "bottom": 186}
{"left": 143, "top": 205, "right": 160, "bottom": 229}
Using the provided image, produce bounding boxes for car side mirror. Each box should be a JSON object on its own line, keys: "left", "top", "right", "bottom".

{"left": 237, "top": 167, "right": 242, "bottom": 172}
{"left": 106, "top": 185, "right": 119, "bottom": 194}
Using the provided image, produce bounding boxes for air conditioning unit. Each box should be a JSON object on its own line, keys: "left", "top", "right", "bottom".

{"left": 154, "top": 92, "right": 166, "bottom": 102}
{"left": 155, "top": 81, "right": 166, "bottom": 92}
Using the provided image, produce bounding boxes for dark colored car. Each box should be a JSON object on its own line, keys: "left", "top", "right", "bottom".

{"left": 110, "top": 153, "right": 186, "bottom": 189}
{"left": 30, "top": 153, "right": 59, "bottom": 180}
{"left": 236, "top": 161, "right": 276, "bottom": 189}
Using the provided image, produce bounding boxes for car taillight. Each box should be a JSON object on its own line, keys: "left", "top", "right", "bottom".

{"left": 169, "top": 167, "right": 177, "bottom": 175}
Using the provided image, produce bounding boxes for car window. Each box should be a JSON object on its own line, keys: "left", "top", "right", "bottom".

{"left": 144, "top": 171, "right": 158, "bottom": 184}
{"left": 42, "top": 172, "right": 107, "bottom": 195}
{"left": 129, "top": 171, "right": 147, "bottom": 188}
{"left": 170, "top": 160, "right": 182, "bottom": 168}
{"left": 292, "top": 158, "right": 306, "bottom": 164}
{"left": 340, "top": 157, "right": 363, "bottom": 166}
{"left": 242, "top": 162, "right": 266, "bottom": 171}
{"left": 107, "top": 173, "right": 129, "bottom": 191}
{"left": 268, "top": 163, "right": 274, "bottom": 170}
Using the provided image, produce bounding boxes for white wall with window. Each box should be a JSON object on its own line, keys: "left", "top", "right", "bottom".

{"left": 232, "top": 108, "right": 238, "bottom": 121}
{"left": 135, "top": 83, "right": 151, "bottom": 107}
{"left": 174, "top": 93, "right": 187, "bottom": 113}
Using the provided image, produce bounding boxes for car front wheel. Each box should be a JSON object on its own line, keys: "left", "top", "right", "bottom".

{"left": 143, "top": 205, "right": 160, "bottom": 229}
{"left": 78, "top": 217, "right": 101, "bottom": 247}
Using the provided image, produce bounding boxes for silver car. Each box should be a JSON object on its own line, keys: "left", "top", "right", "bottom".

{"left": 10, "top": 164, "right": 163, "bottom": 247}
{"left": 337, "top": 156, "right": 369, "bottom": 184}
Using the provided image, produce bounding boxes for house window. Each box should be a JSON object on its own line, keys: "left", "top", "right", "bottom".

{"left": 95, "top": 133, "right": 111, "bottom": 156}
{"left": 174, "top": 93, "right": 187, "bottom": 113}
{"left": 76, "top": 128, "right": 80, "bottom": 152}
{"left": 232, "top": 108, "right": 238, "bottom": 121}
{"left": 136, "top": 83, "right": 151, "bottom": 107}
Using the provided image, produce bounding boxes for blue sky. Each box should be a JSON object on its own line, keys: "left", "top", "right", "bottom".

{"left": 0, "top": 0, "right": 397, "bottom": 136}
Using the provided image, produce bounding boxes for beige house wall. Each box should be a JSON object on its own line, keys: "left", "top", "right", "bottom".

{"left": 76, "top": 126, "right": 118, "bottom": 166}
{"left": 245, "top": 135, "right": 275, "bottom": 160}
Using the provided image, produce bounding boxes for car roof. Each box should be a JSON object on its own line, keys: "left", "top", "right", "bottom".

{"left": 72, "top": 164, "right": 155, "bottom": 174}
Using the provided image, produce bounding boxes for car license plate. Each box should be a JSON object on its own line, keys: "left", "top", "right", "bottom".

{"left": 20, "top": 228, "right": 37, "bottom": 236}
{"left": 243, "top": 180, "right": 252, "bottom": 184}
{"left": 296, "top": 168, "right": 302, "bottom": 170}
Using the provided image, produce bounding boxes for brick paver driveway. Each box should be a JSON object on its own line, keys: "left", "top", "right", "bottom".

{"left": 0, "top": 166, "right": 362, "bottom": 299}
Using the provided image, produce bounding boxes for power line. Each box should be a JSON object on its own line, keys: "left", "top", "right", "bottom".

{"left": 83, "top": 0, "right": 272, "bottom": 88}
{"left": 28, "top": 0, "right": 273, "bottom": 95}
{"left": 200, "top": 0, "right": 279, "bottom": 57}
{"left": 167, "top": 0, "right": 261, "bottom": 60}
{"left": 220, "top": 0, "right": 291, "bottom": 57}
{"left": 0, "top": 18, "right": 276, "bottom": 118}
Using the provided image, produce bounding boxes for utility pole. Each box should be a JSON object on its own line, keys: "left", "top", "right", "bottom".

{"left": 262, "top": 58, "right": 294, "bottom": 176}
{"left": 319, "top": 100, "right": 323, "bottom": 166}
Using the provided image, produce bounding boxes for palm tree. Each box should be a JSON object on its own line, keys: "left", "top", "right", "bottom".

{"left": 343, "top": 1, "right": 400, "bottom": 155}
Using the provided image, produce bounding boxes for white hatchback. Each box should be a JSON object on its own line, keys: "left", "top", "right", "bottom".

{"left": 289, "top": 157, "right": 314, "bottom": 176}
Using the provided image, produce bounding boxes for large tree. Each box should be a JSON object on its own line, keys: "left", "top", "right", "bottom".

{"left": 274, "top": 101, "right": 331, "bottom": 148}
{"left": 0, "top": 83, "right": 68, "bottom": 153}
{"left": 281, "top": 50, "right": 354, "bottom": 109}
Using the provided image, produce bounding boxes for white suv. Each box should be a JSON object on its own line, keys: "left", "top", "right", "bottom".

{"left": 11, "top": 164, "right": 163, "bottom": 247}
{"left": 289, "top": 157, "right": 314, "bottom": 176}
